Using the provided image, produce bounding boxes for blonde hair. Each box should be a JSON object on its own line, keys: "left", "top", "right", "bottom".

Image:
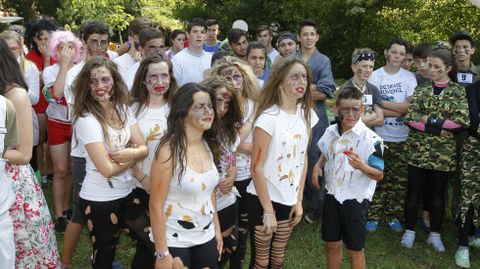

{"left": 210, "top": 56, "right": 260, "bottom": 101}
{"left": 0, "top": 30, "right": 30, "bottom": 74}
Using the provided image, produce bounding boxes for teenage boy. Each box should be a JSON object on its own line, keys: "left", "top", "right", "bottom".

{"left": 296, "top": 19, "right": 336, "bottom": 224}
{"left": 113, "top": 17, "right": 152, "bottom": 75}
{"left": 276, "top": 31, "right": 297, "bottom": 58}
{"left": 450, "top": 30, "right": 479, "bottom": 86}
{"left": 256, "top": 25, "right": 279, "bottom": 67}
{"left": 340, "top": 48, "right": 384, "bottom": 127}
{"left": 227, "top": 28, "right": 249, "bottom": 60}
{"left": 312, "top": 87, "right": 384, "bottom": 269}
{"left": 366, "top": 38, "right": 417, "bottom": 232}
{"left": 203, "top": 19, "right": 221, "bottom": 53}
{"left": 401, "top": 41, "right": 414, "bottom": 71}
{"left": 172, "top": 18, "right": 212, "bottom": 86}
{"left": 412, "top": 43, "right": 432, "bottom": 85}
{"left": 123, "top": 27, "right": 165, "bottom": 89}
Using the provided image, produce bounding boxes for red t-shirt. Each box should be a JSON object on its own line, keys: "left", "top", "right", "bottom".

{"left": 26, "top": 49, "right": 56, "bottom": 72}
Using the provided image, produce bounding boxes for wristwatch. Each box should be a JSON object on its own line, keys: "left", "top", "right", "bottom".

{"left": 155, "top": 250, "right": 169, "bottom": 260}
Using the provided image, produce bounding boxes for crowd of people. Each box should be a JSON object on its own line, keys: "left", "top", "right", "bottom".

{"left": 0, "top": 13, "right": 479, "bottom": 269}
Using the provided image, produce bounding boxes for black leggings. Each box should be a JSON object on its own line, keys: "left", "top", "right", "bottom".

{"left": 458, "top": 205, "right": 475, "bottom": 247}
{"left": 230, "top": 179, "right": 251, "bottom": 269}
{"left": 218, "top": 201, "right": 239, "bottom": 268}
{"left": 169, "top": 238, "right": 219, "bottom": 269}
{"left": 404, "top": 165, "right": 450, "bottom": 233}
{"left": 79, "top": 191, "right": 155, "bottom": 269}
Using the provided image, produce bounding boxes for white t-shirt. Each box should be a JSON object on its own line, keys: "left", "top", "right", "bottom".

{"left": 113, "top": 53, "right": 137, "bottom": 77}
{"left": 123, "top": 61, "right": 140, "bottom": 91}
{"left": 267, "top": 49, "right": 280, "bottom": 66}
{"left": 246, "top": 104, "right": 318, "bottom": 206}
{"left": 23, "top": 59, "right": 40, "bottom": 106}
{"left": 75, "top": 107, "right": 136, "bottom": 202}
{"left": 107, "top": 50, "right": 119, "bottom": 60}
{"left": 236, "top": 99, "right": 255, "bottom": 181}
{"left": 162, "top": 147, "right": 219, "bottom": 248}
{"left": 131, "top": 102, "right": 169, "bottom": 188}
{"left": 368, "top": 67, "right": 417, "bottom": 142}
{"left": 65, "top": 62, "right": 86, "bottom": 157}
{"left": 318, "top": 120, "right": 384, "bottom": 204}
{"left": 172, "top": 48, "right": 212, "bottom": 87}
{"left": 216, "top": 137, "right": 240, "bottom": 211}
{"left": 43, "top": 64, "right": 70, "bottom": 122}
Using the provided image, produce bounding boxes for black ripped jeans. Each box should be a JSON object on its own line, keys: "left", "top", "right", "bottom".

{"left": 79, "top": 191, "right": 155, "bottom": 269}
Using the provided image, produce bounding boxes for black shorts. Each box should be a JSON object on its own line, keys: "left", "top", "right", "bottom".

{"left": 247, "top": 193, "right": 292, "bottom": 227}
{"left": 169, "top": 238, "right": 219, "bottom": 269}
{"left": 322, "top": 194, "right": 368, "bottom": 251}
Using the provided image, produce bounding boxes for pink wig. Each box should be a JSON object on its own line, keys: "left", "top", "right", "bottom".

{"left": 48, "top": 30, "right": 83, "bottom": 63}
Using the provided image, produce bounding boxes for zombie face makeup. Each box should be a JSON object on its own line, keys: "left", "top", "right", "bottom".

{"left": 352, "top": 60, "right": 374, "bottom": 81}
{"left": 220, "top": 66, "right": 244, "bottom": 93}
{"left": 453, "top": 40, "right": 475, "bottom": 62}
{"left": 5, "top": 39, "right": 21, "bottom": 58}
{"left": 336, "top": 99, "right": 364, "bottom": 131}
{"left": 428, "top": 56, "right": 451, "bottom": 82}
{"left": 173, "top": 34, "right": 185, "bottom": 52}
{"left": 384, "top": 44, "right": 406, "bottom": 68}
{"left": 214, "top": 87, "right": 231, "bottom": 118}
{"left": 86, "top": 33, "right": 109, "bottom": 57}
{"left": 34, "top": 30, "right": 49, "bottom": 47}
{"left": 144, "top": 62, "right": 170, "bottom": 96}
{"left": 89, "top": 66, "right": 114, "bottom": 102}
{"left": 278, "top": 38, "right": 296, "bottom": 57}
{"left": 141, "top": 38, "right": 165, "bottom": 57}
{"left": 280, "top": 63, "right": 308, "bottom": 101}
{"left": 186, "top": 91, "right": 214, "bottom": 131}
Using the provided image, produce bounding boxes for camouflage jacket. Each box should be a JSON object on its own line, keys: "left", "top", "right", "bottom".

{"left": 405, "top": 82, "right": 470, "bottom": 172}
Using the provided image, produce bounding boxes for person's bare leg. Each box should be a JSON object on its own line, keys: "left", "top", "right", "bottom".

{"left": 326, "top": 241, "right": 343, "bottom": 269}
{"left": 61, "top": 222, "right": 82, "bottom": 268}
{"left": 50, "top": 142, "right": 70, "bottom": 218}
{"left": 347, "top": 249, "right": 366, "bottom": 269}
{"left": 36, "top": 113, "right": 48, "bottom": 176}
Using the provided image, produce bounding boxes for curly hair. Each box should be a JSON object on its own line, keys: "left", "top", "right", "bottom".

{"left": 48, "top": 30, "right": 83, "bottom": 63}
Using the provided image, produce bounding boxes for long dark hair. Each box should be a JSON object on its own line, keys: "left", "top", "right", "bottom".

{"left": 156, "top": 83, "right": 222, "bottom": 183}
{"left": 71, "top": 58, "right": 129, "bottom": 146}
{"left": 130, "top": 54, "right": 177, "bottom": 117}
{"left": 201, "top": 76, "right": 243, "bottom": 146}
{"left": 0, "top": 38, "right": 28, "bottom": 95}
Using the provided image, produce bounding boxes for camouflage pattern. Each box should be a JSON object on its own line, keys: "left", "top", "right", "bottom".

{"left": 458, "top": 136, "right": 480, "bottom": 227}
{"left": 405, "top": 82, "right": 470, "bottom": 172}
{"left": 368, "top": 141, "right": 407, "bottom": 222}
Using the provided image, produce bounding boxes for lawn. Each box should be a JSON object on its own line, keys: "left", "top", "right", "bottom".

{"left": 47, "top": 189, "right": 478, "bottom": 269}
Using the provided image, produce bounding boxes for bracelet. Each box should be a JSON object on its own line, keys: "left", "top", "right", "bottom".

{"left": 139, "top": 174, "right": 147, "bottom": 183}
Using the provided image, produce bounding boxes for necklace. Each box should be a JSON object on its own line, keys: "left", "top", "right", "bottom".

{"left": 352, "top": 79, "right": 366, "bottom": 93}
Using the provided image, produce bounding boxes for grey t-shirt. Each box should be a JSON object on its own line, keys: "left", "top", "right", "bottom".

{"left": 340, "top": 78, "right": 383, "bottom": 114}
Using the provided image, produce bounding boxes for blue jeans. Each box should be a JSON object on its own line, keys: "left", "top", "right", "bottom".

{"left": 305, "top": 121, "right": 327, "bottom": 215}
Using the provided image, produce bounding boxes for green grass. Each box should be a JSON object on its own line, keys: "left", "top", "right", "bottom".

{"left": 45, "top": 185, "right": 479, "bottom": 269}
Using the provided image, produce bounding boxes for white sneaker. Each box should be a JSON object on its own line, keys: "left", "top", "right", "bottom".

{"left": 455, "top": 248, "right": 470, "bottom": 268}
{"left": 401, "top": 230, "right": 415, "bottom": 248}
{"left": 427, "top": 233, "right": 445, "bottom": 252}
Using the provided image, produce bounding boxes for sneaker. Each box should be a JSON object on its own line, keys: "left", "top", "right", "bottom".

{"left": 41, "top": 175, "right": 49, "bottom": 189}
{"left": 304, "top": 211, "right": 320, "bottom": 224}
{"left": 455, "top": 248, "right": 470, "bottom": 268}
{"left": 63, "top": 209, "right": 73, "bottom": 221}
{"left": 365, "top": 220, "right": 379, "bottom": 232}
{"left": 427, "top": 233, "right": 446, "bottom": 252}
{"left": 468, "top": 237, "right": 480, "bottom": 249}
{"left": 54, "top": 216, "right": 68, "bottom": 233}
{"left": 388, "top": 221, "right": 403, "bottom": 232}
{"left": 89, "top": 255, "right": 123, "bottom": 269}
{"left": 401, "top": 230, "right": 415, "bottom": 248}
